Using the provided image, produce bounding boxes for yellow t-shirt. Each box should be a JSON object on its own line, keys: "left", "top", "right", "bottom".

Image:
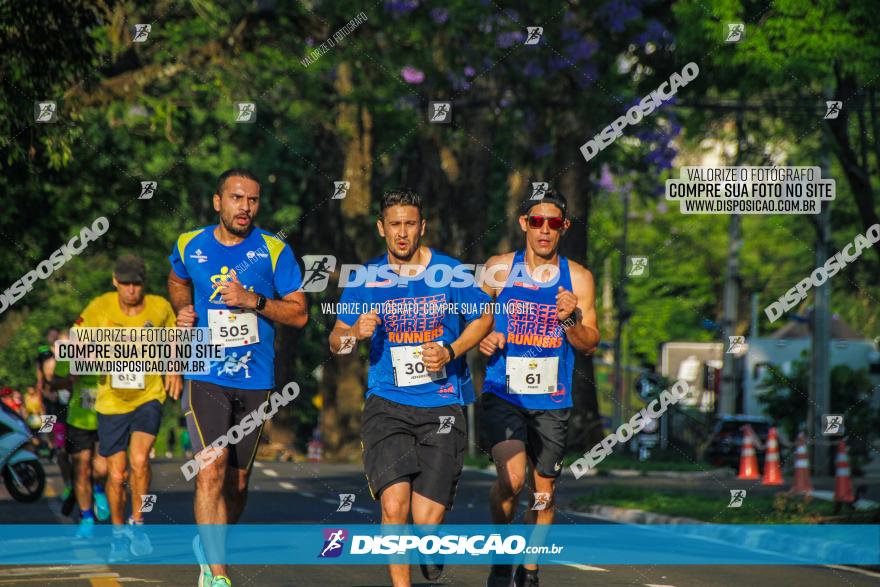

{"left": 74, "top": 292, "right": 176, "bottom": 415}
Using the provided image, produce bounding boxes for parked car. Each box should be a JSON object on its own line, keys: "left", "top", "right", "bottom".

{"left": 702, "top": 415, "right": 774, "bottom": 469}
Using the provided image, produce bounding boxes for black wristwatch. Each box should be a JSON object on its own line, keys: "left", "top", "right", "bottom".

{"left": 255, "top": 294, "right": 267, "bottom": 311}
{"left": 446, "top": 344, "right": 456, "bottom": 362}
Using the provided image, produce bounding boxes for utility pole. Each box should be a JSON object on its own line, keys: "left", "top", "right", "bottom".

{"left": 613, "top": 189, "right": 630, "bottom": 428}
{"left": 809, "top": 139, "right": 833, "bottom": 475}
{"left": 720, "top": 101, "right": 746, "bottom": 416}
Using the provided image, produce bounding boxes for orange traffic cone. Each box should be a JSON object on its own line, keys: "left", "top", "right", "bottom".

{"left": 790, "top": 432, "right": 812, "bottom": 494}
{"left": 834, "top": 439, "right": 854, "bottom": 504}
{"left": 761, "top": 427, "right": 783, "bottom": 485}
{"left": 738, "top": 425, "right": 760, "bottom": 480}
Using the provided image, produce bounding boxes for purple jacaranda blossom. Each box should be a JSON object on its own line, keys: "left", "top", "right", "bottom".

{"left": 596, "top": 0, "right": 642, "bottom": 33}
{"left": 450, "top": 74, "right": 470, "bottom": 92}
{"left": 401, "top": 66, "right": 425, "bottom": 84}
{"left": 634, "top": 20, "right": 671, "bottom": 46}
{"left": 430, "top": 8, "right": 448, "bottom": 23}
{"left": 575, "top": 63, "right": 598, "bottom": 88}
{"left": 599, "top": 165, "right": 615, "bottom": 191}
{"left": 533, "top": 143, "right": 553, "bottom": 159}
{"left": 523, "top": 60, "right": 544, "bottom": 78}
{"left": 464, "top": 66, "right": 476, "bottom": 77}
{"left": 496, "top": 30, "right": 525, "bottom": 48}
{"left": 385, "top": 0, "right": 418, "bottom": 16}
{"left": 566, "top": 38, "right": 598, "bottom": 63}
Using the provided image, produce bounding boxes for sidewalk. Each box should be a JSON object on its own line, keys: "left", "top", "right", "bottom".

{"left": 562, "top": 469, "right": 880, "bottom": 502}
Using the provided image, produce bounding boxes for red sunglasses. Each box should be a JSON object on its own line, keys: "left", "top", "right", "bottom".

{"left": 527, "top": 215, "right": 565, "bottom": 230}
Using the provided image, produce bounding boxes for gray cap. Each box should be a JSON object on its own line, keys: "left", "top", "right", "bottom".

{"left": 114, "top": 254, "right": 146, "bottom": 284}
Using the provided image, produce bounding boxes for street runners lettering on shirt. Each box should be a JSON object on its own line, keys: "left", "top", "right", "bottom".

{"left": 505, "top": 300, "right": 564, "bottom": 348}
{"left": 383, "top": 294, "right": 446, "bottom": 344}
{"left": 169, "top": 226, "right": 303, "bottom": 390}
{"left": 336, "top": 249, "right": 491, "bottom": 407}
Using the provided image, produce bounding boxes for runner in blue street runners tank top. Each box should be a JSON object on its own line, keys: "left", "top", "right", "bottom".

{"left": 479, "top": 190, "right": 600, "bottom": 587}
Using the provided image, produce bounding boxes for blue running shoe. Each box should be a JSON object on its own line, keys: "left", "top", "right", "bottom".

{"left": 93, "top": 488, "right": 110, "bottom": 521}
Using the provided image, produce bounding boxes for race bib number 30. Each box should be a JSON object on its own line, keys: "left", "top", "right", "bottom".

{"left": 208, "top": 309, "right": 259, "bottom": 347}
{"left": 111, "top": 372, "right": 145, "bottom": 390}
{"left": 391, "top": 343, "right": 447, "bottom": 387}
{"left": 506, "top": 356, "right": 558, "bottom": 394}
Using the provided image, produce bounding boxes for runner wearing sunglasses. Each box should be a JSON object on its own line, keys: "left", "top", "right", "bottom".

{"left": 479, "top": 191, "right": 600, "bottom": 587}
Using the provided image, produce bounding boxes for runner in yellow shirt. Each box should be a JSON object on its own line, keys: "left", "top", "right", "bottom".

{"left": 72, "top": 255, "right": 181, "bottom": 561}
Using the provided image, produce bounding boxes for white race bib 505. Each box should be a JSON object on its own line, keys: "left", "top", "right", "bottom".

{"left": 391, "top": 343, "right": 447, "bottom": 387}
{"left": 208, "top": 309, "right": 259, "bottom": 348}
{"left": 506, "top": 356, "right": 558, "bottom": 394}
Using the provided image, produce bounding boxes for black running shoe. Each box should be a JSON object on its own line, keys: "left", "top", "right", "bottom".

{"left": 420, "top": 562, "right": 444, "bottom": 581}
{"left": 61, "top": 486, "right": 77, "bottom": 517}
{"left": 486, "top": 564, "right": 513, "bottom": 587}
{"left": 514, "top": 565, "right": 539, "bottom": 587}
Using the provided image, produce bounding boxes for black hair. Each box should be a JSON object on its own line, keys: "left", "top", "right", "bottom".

{"left": 379, "top": 189, "right": 423, "bottom": 219}
{"left": 520, "top": 189, "right": 568, "bottom": 218}
{"left": 216, "top": 168, "right": 261, "bottom": 195}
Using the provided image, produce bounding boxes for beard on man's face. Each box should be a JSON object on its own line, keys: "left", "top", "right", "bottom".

{"left": 221, "top": 211, "right": 252, "bottom": 236}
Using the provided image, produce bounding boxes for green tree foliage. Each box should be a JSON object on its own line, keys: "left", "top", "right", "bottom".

{"left": 758, "top": 351, "right": 879, "bottom": 471}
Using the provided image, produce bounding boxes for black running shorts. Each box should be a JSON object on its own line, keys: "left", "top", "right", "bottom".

{"left": 481, "top": 391, "right": 570, "bottom": 478}
{"left": 361, "top": 395, "right": 466, "bottom": 510}
{"left": 182, "top": 380, "right": 271, "bottom": 470}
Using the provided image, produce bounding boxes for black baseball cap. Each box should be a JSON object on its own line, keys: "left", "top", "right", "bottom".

{"left": 519, "top": 189, "right": 568, "bottom": 217}
{"left": 114, "top": 254, "right": 146, "bottom": 284}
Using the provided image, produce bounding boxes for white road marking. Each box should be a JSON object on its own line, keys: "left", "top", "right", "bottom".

{"left": 825, "top": 564, "right": 880, "bottom": 579}
{"left": 644, "top": 584, "right": 677, "bottom": 587}
{"left": 279, "top": 481, "right": 296, "bottom": 490}
{"left": 262, "top": 468, "right": 278, "bottom": 477}
{"left": 0, "top": 566, "right": 111, "bottom": 577}
{"left": 252, "top": 461, "right": 263, "bottom": 468}
{"left": 562, "top": 563, "right": 608, "bottom": 572}
{"left": 301, "top": 491, "right": 316, "bottom": 498}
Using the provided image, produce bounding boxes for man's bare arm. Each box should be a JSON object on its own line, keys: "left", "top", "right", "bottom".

{"left": 450, "top": 312, "right": 494, "bottom": 358}
{"left": 167, "top": 270, "right": 193, "bottom": 313}
{"left": 564, "top": 263, "right": 600, "bottom": 354}
{"left": 259, "top": 291, "right": 308, "bottom": 328}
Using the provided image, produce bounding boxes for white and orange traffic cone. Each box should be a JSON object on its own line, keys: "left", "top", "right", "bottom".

{"left": 761, "top": 427, "right": 783, "bottom": 486}
{"left": 738, "top": 425, "right": 760, "bottom": 480}
{"left": 790, "top": 432, "right": 812, "bottom": 495}
{"left": 834, "top": 439, "right": 854, "bottom": 504}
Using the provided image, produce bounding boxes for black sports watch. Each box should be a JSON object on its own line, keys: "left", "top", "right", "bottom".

{"left": 255, "top": 294, "right": 267, "bottom": 311}
{"left": 445, "top": 344, "right": 456, "bottom": 362}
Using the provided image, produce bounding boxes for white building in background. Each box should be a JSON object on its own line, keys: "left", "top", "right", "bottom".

{"left": 659, "top": 314, "right": 880, "bottom": 417}
{"left": 743, "top": 315, "right": 880, "bottom": 416}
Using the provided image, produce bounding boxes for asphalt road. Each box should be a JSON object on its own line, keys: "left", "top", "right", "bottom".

{"left": 1, "top": 459, "right": 878, "bottom": 586}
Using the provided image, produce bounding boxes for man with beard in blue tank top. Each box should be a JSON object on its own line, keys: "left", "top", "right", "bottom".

{"left": 479, "top": 190, "right": 600, "bottom": 587}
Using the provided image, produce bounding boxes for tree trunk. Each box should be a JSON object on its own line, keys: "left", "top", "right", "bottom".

{"left": 827, "top": 73, "right": 880, "bottom": 267}
{"left": 318, "top": 62, "right": 375, "bottom": 461}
